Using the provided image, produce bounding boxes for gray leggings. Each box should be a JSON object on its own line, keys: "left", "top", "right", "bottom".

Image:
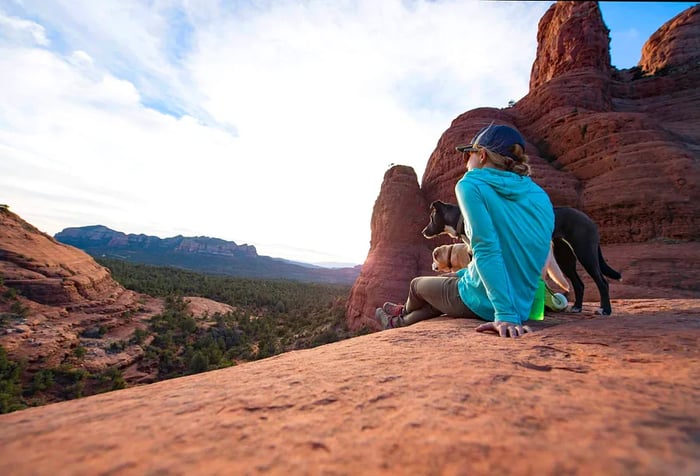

{"left": 399, "top": 276, "right": 478, "bottom": 326}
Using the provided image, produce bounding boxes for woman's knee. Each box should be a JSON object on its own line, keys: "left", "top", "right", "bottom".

{"left": 409, "top": 276, "right": 424, "bottom": 292}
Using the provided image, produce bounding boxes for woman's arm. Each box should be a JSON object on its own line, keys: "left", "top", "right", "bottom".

{"left": 456, "top": 181, "right": 521, "bottom": 325}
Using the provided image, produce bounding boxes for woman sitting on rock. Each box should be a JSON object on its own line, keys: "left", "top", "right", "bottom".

{"left": 375, "top": 123, "right": 554, "bottom": 338}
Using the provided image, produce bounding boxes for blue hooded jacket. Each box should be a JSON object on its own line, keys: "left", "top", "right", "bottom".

{"left": 455, "top": 168, "right": 554, "bottom": 325}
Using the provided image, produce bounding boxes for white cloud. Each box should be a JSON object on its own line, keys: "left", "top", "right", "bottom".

{"left": 0, "top": 10, "right": 49, "bottom": 46}
{"left": 68, "top": 49, "right": 93, "bottom": 66}
{"left": 0, "top": 0, "right": 554, "bottom": 264}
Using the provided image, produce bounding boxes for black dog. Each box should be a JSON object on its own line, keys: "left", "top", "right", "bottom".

{"left": 422, "top": 200, "right": 621, "bottom": 315}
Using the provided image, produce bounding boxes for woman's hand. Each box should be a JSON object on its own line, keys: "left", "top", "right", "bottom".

{"left": 476, "top": 321, "right": 532, "bottom": 338}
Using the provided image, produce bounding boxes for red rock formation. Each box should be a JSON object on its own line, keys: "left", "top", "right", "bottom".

{"left": 514, "top": 3, "right": 700, "bottom": 243}
{"left": 640, "top": 6, "right": 700, "bottom": 74}
{"left": 529, "top": 1, "right": 612, "bottom": 92}
{"left": 346, "top": 2, "right": 700, "bottom": 329}
{"left": 0, "top": 210, "right": 121, "bottom": 305}
{"left": 0, "top": 208, "right": 156, "bottom": 370}
{"left": 0, "top": 208, "right": 226, "bottom": 381}
{"left": 345, "top": 166, "right": 433, "bottom": 331}
{"left": 421, "top": 107, "right": 582, "bottom": 209}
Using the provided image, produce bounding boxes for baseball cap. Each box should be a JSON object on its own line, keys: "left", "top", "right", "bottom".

{"left": 456, "top": 124, "right": 525, "bottom": 160}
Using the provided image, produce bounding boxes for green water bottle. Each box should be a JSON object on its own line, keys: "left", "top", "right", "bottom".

{"left": 528, "top": 278, "right": 546, "bottom": 321}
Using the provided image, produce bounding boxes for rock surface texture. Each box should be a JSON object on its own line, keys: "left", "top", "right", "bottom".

{"left": 0, "top": 212, "right": 124, "bottom": 306}
{"left": 346, "top": 2, "right": 700, "bottom": 328}
{"left": 1, "top": 300, "right": 699, "bottom": 475}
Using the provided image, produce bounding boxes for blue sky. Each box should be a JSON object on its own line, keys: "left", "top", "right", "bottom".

{"left": 0, "top": 1, "right": 695, "bottom": 265}
{"left": 599, "top": 2, "right": 696, "bottom": 68}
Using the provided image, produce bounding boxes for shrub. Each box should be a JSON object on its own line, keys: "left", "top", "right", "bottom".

{"left": 31, "top": 369, "right": 55, "bottom": 393}
{"left": 189, "top": 351, "right": 209, "bottom": 374}
{"left": 51, "top": 365, "right": 88, "bottom": 399}
{"left": 10, "top": 301, "right": 28, "bottom": 318}
{"left": 99, "top": 367, "right": 126, "bottom": 391}
{"left": 2, "top": 288, "right": 17, "bottom": 300}
{"left": 107, "top": 341, "right": 126, "bottom": 354}
{"left": 580, "top": 123, "right": 588, "bottom": 139}
{"left": 130, "top": 328, "right": 149, "bottom": 345}
{"left": 80, "top": 327, "right": 107, "bottom": 339}
{"left": 0, "top": 346, "right": 25, "bottom": 413}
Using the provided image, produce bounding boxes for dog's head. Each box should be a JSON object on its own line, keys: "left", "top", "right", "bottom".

{"left": 422, "top": 200, "right": 463, "bottom": 240}
{"left": 431, "top": 244, "right": 452, "bottom": 272}
{"left": 432, "top": 243, "right": 472, "bottom": 273}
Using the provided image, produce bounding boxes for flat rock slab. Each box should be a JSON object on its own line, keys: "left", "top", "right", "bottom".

{"left": 1, "top": 299, "right": 699, "bottom": 475}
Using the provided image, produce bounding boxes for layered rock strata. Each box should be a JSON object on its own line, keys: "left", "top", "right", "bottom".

{"left": 0, "top": 210, "right": 121, "bottom": 305}
{"left": 0, "top": 208, "right": 162, "bottom": 373}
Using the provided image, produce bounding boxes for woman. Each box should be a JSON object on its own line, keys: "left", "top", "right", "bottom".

{"left": 375, "top": 123, "right": 554, "bottom": 338}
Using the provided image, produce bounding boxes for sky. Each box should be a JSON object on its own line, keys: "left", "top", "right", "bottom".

{"left": 0, "top": 1, "right": 695, "bottom": 266}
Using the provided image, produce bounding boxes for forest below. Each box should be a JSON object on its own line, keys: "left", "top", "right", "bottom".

{"left": 1, "top": 259, "right": 367, "bottom": 413}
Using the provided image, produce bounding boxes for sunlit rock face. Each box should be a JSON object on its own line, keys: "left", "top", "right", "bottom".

{"left": 346, "top": 166, "right": 433, "bottom": 331}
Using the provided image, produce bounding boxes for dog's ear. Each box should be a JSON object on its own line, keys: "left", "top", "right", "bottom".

{"left": 429, "top": 200, "right": 446, "bottom": 211}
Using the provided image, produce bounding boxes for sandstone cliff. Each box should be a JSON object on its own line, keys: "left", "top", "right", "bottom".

{"left": 0, "top": 208, "right": 231, "bottom": 380}
{"left": 0, "top": 207, "right": 162, "bottom": 374}
{"left": 346, "top": 166, "right": 434, "bottom": 330}
{"left": 515, "top": 2, "right": 699, "bottom": 243}
{"left": 347, "top": 2, "right": 700, "bottom": 330}
{"left": 0, "top": 216, "right": 122, "bottom": 306}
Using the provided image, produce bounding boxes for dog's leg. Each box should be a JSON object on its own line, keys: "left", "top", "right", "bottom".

{"left": 553, "top": 239, "right": 584, "bottom": 312}
{"left": 566, "top": 236, "right": 612, "bottom": 315}
{"left": 554, "top": 208, "right": 614, "bottom": 315}
{"left": 578, "top": 243, "right": 612, "bottom": 315}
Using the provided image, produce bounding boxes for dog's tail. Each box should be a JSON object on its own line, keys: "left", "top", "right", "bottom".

{"left": 598, "top": 246, "right": 622, "bottom": 280}
{"left": 544, "top": 244, "right": 570, "bottom": 292}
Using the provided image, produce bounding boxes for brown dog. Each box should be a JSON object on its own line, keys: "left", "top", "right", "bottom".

{"left": 431, "top": 243, "right": 472, "bottom": 273}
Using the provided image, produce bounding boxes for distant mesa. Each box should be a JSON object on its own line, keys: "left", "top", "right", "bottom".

{"left": 54, "top": 225, "right": 361, "bottom": 285}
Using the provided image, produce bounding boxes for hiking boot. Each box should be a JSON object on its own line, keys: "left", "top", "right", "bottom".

{"left": 375, "top": 308, "right": 397, "bottom": 330}
{"left": 382, "top": 302, "right": 405, "bottom": 317}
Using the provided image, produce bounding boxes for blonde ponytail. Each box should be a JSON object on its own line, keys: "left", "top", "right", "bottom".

{"left": 483, "top": 143, "right": 531, "bottom": 176}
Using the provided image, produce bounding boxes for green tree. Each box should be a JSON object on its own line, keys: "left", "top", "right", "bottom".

{"left": 189, "top": 351, "right": 209, "bottom": 374}
{"left": 100, "top": 367, "right": 126, "bottom": 391}
{"left": 31, "top": 369, "right": 55, "bottom": 394}
{"left": 0, "top": 346, "right": 25, "bottom": 413}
